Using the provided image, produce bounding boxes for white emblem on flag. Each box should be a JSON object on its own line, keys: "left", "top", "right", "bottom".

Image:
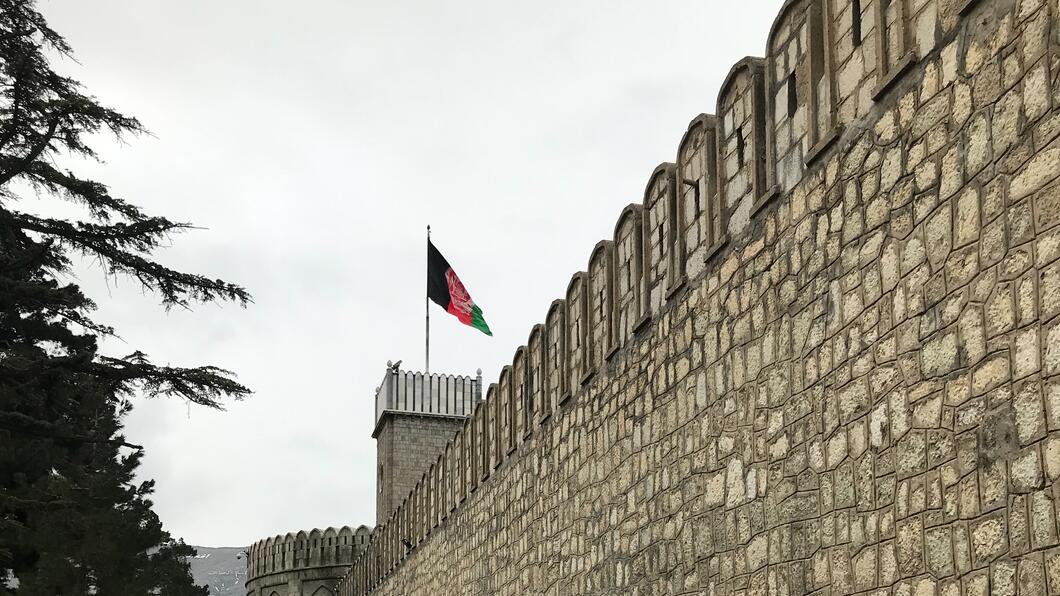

{"left": 445, "top": 268, "right": 473, "bottom": 319}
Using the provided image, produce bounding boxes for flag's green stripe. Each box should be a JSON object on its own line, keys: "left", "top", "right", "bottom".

{"left": 471, "top": 304, "right": 492, "bottom": 336}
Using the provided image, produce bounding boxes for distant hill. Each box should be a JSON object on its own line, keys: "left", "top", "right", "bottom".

{"left": 188, "top": 546, "right": 246, "bottom": 596}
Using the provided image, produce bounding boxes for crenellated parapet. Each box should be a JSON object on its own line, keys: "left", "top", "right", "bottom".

{"left": 373, "top": 366, "right": 481, "bottom": 435}
{"left": 337, "top": 0, "right": 1027, "bottom": 593}
{"left": 245, "top": 526, "right": 371, "bottom": 596}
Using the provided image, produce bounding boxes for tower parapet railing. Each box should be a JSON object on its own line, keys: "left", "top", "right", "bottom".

{"left": 373, "top": 364, "right": 482, "bottom": 436}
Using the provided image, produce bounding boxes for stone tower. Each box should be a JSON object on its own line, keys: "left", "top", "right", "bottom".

{"left": 372, "top": 364, "right": 481, "bottom": 526}
{"left": 244, "top": 526, "right": 371, "bottom": 596}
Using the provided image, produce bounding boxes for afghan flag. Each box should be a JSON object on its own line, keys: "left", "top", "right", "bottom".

{"left": 427, "top": 239, "right": 493, "bottom": 336}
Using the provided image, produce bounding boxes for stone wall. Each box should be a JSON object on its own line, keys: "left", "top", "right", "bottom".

{"left": 338, "top": 0, "right": 1060, "bottom": 593}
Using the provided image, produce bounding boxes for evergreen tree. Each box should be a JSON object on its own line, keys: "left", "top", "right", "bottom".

{"left": 0, "top": 0, "right": 251, "bottom": 592}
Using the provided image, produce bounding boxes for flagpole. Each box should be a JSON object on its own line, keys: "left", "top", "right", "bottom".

{"left": 426, "top": 224, "right": 431, "bottom": 373}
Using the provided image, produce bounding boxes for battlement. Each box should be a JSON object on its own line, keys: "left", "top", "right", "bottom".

{"left": 373, "top": 365, "right": 482, "bottom": 437}
{"left": 246, "top": 526, "right": 370, "bottom": 583}
{"left": 337, "top": 0, "right": 1060, "bottom": 592}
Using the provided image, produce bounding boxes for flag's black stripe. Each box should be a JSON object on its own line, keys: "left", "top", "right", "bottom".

{"left": 427, "top": 238, "right": 453, "bottom": 310}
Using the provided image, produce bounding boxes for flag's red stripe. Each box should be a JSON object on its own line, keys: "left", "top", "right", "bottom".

{"left": 447, "top": 302, "right": 473, "bottom": 326}
{"left": 444, "top": 268, "right": 477, "bottom": 327}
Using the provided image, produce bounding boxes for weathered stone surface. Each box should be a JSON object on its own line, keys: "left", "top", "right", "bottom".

{"left": 1011, "top": 447, "right": 1045, "bottom": 492}
{"left": 971, "top": 514, "right": 1008, "bottom": 566}
{"left": 1011, "top": 148, "right": 1060, "bottom": 201}
{"left": 304, "top": 3, "right": 1060, "bottom": 595}
{"left": 923, "top": 331, "right": 959, "bottom": 378}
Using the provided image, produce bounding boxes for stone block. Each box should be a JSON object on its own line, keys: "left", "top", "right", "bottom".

{"left": 1012, "top": 148, "right": 1060, "bottom": 201}
{"left": 1046, "top": 319, "right": 1060, "bottom": 375}
{"left": 1024, "top": 61, "right": 1050, "bottom": 123}
{"left": 994, "top": 559, "right": 1019, "bottom": 596}
{"left": 923, "top": 331, "right": 959, "bottom": 378}
{"left": 1011, "top": 446, "right": 1045, "bottom": 492}
{"left": 1020, "top": 554, "right": 1048, "bottom": 596}
{"left": 971, "top": 512, "right": 1009, "bottom": 566}
{"left": 1042, "top": 261, "right": 1060, "bottom": 320}
{"left": 925, "top": 525, "right": 955, "bottom": 577}
{"left": 971, "top": 354, "right": 1011, "bottom": 396}
{"left": 896, "top": 517, "right": 925, "bottom": 576}
{"left": 1036, "top": 182, "right": 1060, "bottom": 232}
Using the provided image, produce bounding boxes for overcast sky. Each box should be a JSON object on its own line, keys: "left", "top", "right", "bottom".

{"left": 40, "top": 0, "right": 786, "bottom": 547}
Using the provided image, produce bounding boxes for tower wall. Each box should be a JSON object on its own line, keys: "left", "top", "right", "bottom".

{"left": 375, "top": 413, "right": 466, "bottom": 527}
{"left": 372, "top": 367, "right": 482, "bottom": 526}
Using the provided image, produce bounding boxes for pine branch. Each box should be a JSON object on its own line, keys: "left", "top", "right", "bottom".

{"left": 0, "top": 49, "right": 32, "bottom": 153}
{"left": 0, "top": 495, "right": 75, "bottom": 511}
{"left": 4, "top": 211, "right": 252, "bottom": 307}
{"left": 95, "top": 353, "right": 251, "bottom": 409}
{"left": 0, "top": 102, "right": 63, "bottom": 186}
{"left": 25, "top": 161, "right": 148, "bottom": 221}
{"left": 13, "top": 211, "right": 190, "bottom": 248}
{"left": 0, "top": 410, "right": 144, "bottom": 450}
